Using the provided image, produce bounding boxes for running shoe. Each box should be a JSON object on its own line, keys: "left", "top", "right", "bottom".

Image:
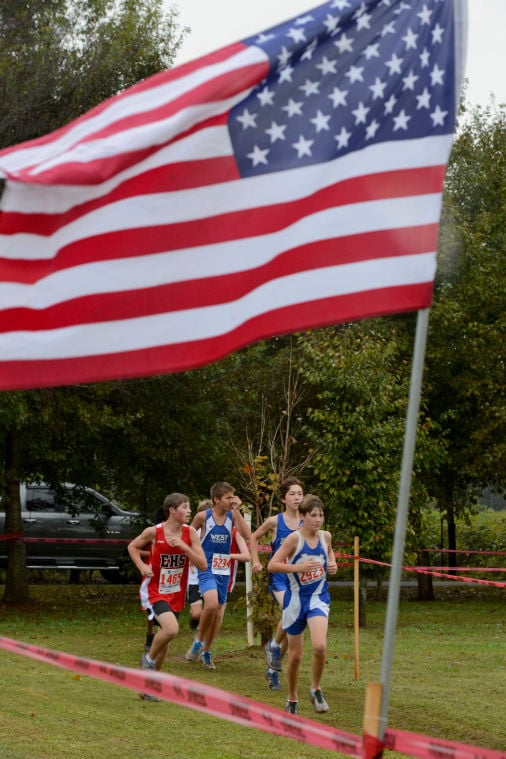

{"left": 309, "top": 688, "right": 329, "bottom": 713}
{"left": 138, "top": 653, "right": 158, "bottom": 700}
{"left": 185, "top": 639, "right": 203, "bottom": 662}
{"left": 266, "top": 667, "right": 281, "bottom": 690}
{"left": 264, "top": 639, "right": 282, "bottom": 671}
{"left": 140, "top": 653, "right": 155, "bottom": 670}
{"left": 284, "top": 700, "right": 299, "bottom": 715}
{"left": 200, "top": 650, "right": 216, "bottom": 670}
{"left": 138, "top": 691, "right": 160, "bottom": 702}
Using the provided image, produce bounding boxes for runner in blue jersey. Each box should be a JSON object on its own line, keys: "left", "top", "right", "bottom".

{"left": 249, "top": 477, "right": 304, "bottom": 690}
{"left": 268, "top": 494, "right": 337, "bottom": 716}
{"left": 185, "top": 481, "right": 250, "bottom": 670}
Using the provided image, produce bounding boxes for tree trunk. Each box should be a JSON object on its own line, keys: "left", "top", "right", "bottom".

{"left": 2, "top": 429, "right": 30, "bottom": 604}
{"left": 446, "top": 505, "right": 457, "bottom": 575}
{"left": 416, "top": 549, "right": 435, "bottom": 601}
{"left": 68, "top": 569, "right": 81, "bottom": 584}
{"left": 359, "top": 576, "right": 367, "bottom": 627}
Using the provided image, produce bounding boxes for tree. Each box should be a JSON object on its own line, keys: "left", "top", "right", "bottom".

{"left": 87, "top": 372, "right": 233, "bottom": 510}
{"left": 0, "top": 0, "right": 187, "bottom": 603}
{"left": 296, "top": 319, "right": 445, "bottom": 606}
{"left": 224, "top": 338, "right": 319, "bottom": 524}
{"left": 424, "top": 102, "right": 506, "bottom": 563}
{"left": 0, "top": 0, "right": 186, "bottom": 148}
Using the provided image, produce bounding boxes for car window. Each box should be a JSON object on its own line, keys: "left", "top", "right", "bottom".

{"left": 64, "top": 489, "right": 110, "bottom": 516}
{"left": 67, "top": 495, "right": 93, "bottom": 514}
{"left": 26, "top": 487, "right": 65, "bottom": 513}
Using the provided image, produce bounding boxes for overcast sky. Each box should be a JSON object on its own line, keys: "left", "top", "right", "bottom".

{"left": 172, "top": 0, "right": 504, "bottom": 109}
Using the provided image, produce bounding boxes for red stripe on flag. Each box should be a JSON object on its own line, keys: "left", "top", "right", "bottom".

{"left": 0, "top": 150, "right": 238, "bottom": 243}
{"left": 13, "top": 64, "right": 267, "bottom": 186}
{"left": 0, "top": 42, "right": 252, "bottom": 180}
{"left": 0, "top": 164, "right": 443, "bottom": 279}
{"left": 0, "top": 283, "right": 433, "bottom": 390}
{"left": 0, "top": 226, "right": 438, "bottom": 330}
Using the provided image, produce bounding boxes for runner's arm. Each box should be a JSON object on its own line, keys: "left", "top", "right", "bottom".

{"left": 249, "top": 517, "right": 276, "bottom": 573}
{"left": 268, "top": 533, "right": 322, "bottom": 575}
{"left": 128, "top": 526, "right": 156, "bottom": 576}
{"left": 324, "top": 530, "right": 338, "bottom": 575}
{"left": 230, "top": 530, "right": 250, "bottom": 563}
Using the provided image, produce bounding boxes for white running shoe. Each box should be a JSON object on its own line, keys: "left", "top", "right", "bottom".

{"left": 309, "top": 688, "right": 329, "bottom": 713}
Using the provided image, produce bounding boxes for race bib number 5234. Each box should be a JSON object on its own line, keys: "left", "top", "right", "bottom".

{"left": 211, "top": 553, "right": 231, "bottom": 575}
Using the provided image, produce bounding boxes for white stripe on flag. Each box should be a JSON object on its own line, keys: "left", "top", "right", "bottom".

{"left": 0, "top": 45, "right": 264, "bottom": 178}
{"left": 0, "top": 194, "right": 441, "bottom": 309}
{"left": 0, "top": 135, "right": 451, "bottom": 257}
{"left": 2, "top": 253, "right": 436, "bottom": 360}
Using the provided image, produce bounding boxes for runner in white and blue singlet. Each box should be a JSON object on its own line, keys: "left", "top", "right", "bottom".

{"left": 282, "top": 529, "right": 330, "bottom": 634}
{"left": 268, "top": 494, "right": 337, "bottom": 716}
{"left": 198, "top": 506, "right": 233, "bottom": 604}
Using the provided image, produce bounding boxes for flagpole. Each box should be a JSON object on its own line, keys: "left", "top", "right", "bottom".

{"left": 378, "top": 307, "right": 430, "bottom": 740}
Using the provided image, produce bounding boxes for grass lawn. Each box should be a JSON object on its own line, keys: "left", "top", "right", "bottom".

{"left": 0, "top": 580, "right": 504, "bottom": 759}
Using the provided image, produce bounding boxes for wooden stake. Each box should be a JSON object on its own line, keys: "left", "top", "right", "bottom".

{"left": 354, "top": 535, "right": 360, "bottom": 680}
{"left": 244, "top": 512, "right": 255, "bottom": 646}
{"left": 363, "top": 682, "right": 384, "bottom": 759}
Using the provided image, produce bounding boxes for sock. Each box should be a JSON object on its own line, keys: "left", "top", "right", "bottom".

{"left": 145, "top": 654, "right": 155, "bottom": 665}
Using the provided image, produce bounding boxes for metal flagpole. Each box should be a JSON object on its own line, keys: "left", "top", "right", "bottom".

{"left": 378, "top": 308, "right": 430, "bottom": 739}
{"left": 369, "top": 2, "right": 467, "bottom": 745}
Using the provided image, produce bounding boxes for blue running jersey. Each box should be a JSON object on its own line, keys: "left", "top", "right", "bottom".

{"left": 282, "top": 531, "right": 330, "bottom": 634}
{"left": 198, "top": 508, "right": 233, "bottom": 604}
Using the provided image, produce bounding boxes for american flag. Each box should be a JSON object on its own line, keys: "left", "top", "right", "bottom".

{"left": 0, "top": 0, "right": 466, "bottom": 390}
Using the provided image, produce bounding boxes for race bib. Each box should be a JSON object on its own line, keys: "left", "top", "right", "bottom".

{"left": 159, "top": 567, "right": 183, "bottom": 594}
{"left": 211, "top": 553, "right": 231, "bottom": 576}
{"left": 299, "top": 562, "right": 325, "bottom": 586}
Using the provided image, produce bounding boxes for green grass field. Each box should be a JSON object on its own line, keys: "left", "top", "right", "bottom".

{"left": 0, "top": 581, "right": 504, "bottom": 759}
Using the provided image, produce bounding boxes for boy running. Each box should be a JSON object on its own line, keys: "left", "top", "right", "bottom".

{"left": 128, "top": 493, "right": 206, "bottom": 700}
{"left": 185, "top": 482, "right": 250, "bottom": 670}
{"left": 267, "top": 494, "right": 337, "bottom": 715}
{"left": 249, "top": 477, "right": 304, "bottom": 690}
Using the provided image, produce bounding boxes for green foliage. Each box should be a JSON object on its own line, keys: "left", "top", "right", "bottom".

{"left": 204, "top": 338, "right": 319, "bottom": 523}
{"left": 88, "top": 372, "right": 233, "bottom": 510}
{"left": 414, "top": 505, "right": 505, "bottom": 573}
{"left": 0, "top": 0, "right": 187, "bottom": 148}
{"left": 456, "top": 508, "right": 506, "bottom": 566}
{"left": 296, "top": 321, "right": 444, "bottom": 570}
{"left": 248, "top": 555, "right": 278, "bottom": 646}
{"left": 426, "top": 102, "right": 506, "bottom": 506}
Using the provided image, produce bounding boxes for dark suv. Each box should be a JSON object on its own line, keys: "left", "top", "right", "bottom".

{"left": 0, "top": 483, "right": 142, "bottom": 582}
